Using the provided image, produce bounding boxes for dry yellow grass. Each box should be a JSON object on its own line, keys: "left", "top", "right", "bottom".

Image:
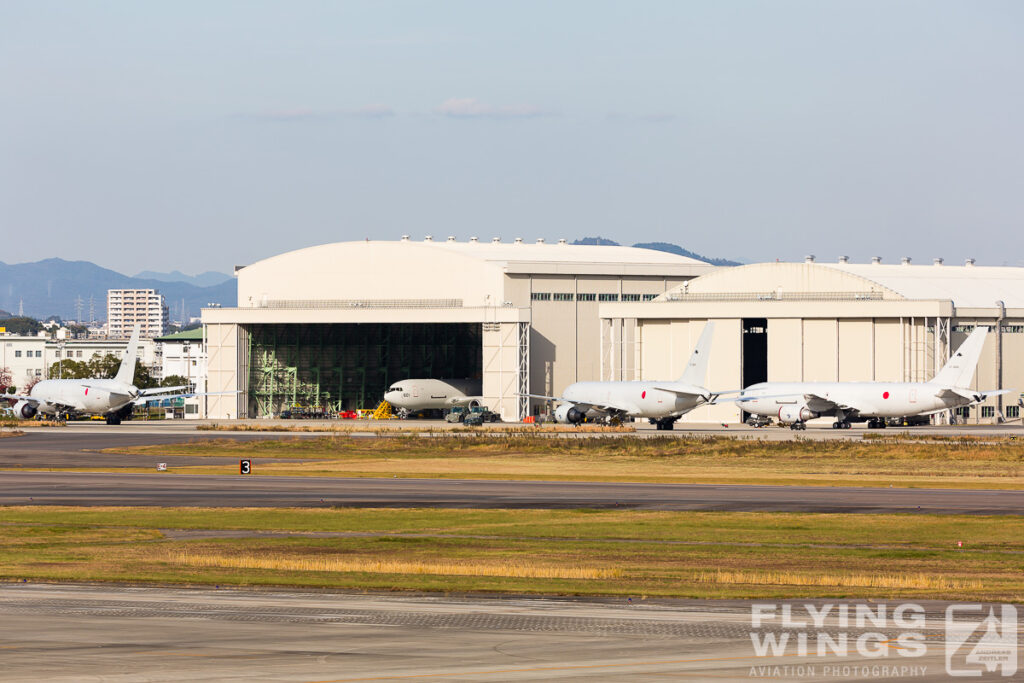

{"left": 168, "top": 550, "right": 620, "bottom": 580}
{"left": 697, "top": 570, "right": 982, "bottom": 591}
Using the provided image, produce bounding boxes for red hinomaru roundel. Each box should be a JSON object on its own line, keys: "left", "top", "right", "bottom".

{"left": 882, "top": 391, "right": 890, "bottom": 399}
{"left": 641, "top": 390, "right": 647, "bottom": 399}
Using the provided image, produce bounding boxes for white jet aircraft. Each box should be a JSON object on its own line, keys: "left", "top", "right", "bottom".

{"left": 528, "top": 322, "right": 725, "bottom": 430}
{"left": 5, "top": 325, "right": 228, "bottom": 425}
{"left": 384, "top": 379, "right": 482, "bottom": 417}
{"left": 736, "top": 326, "right": 1007, "bottom": 430}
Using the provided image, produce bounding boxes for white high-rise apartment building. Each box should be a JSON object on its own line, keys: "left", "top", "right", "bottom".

{"left": 107, "top": 289, "right": 169, "bottom": 339}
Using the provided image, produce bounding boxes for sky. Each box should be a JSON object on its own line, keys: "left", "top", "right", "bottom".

{"left": 2, "top": 1, "right": 1023, "bottom": 274}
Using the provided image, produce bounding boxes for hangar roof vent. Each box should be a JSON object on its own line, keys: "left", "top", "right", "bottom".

{"left": 965, "top": 258, "right": 976, "bottom": 266}
{"left": 871, "top": 256, "right": 882, "bottom": 265}
{"left": 901, "top": 256, "right": 912, "bottom": 265}
{"left": 514, "top": 237, "right": 523, "bottom": 244}
{"left": 401, "top": 234, "right": 410, "bottom": 241}
{"left": 933, "top": 257, "right": 944, "bottom": 266}
{"left": 536, "top": 238, "right": 545, "bottom": 244}
{"left": 424, "top": 235, "right": 433, "bottom": 241}
{"left": 804, "top": 254, "right": 815, "bottom": 263}
{"left": 558, "top": 238, "right": 567, "bottom": 245}
{"left": 492, "top": 237, "right": 501, "bottom": 243}
{"left": 447, "top": 235, "right": 456, "bottom": 242}
{"left": 838, "top": 255, "right": 849, "bottom": 264}
{"left": 469, "top": 236, "right": 479, "bottom": 243}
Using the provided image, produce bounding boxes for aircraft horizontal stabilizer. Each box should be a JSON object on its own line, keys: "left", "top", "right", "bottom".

{"left": 935, "top": 387, "right": 1013, "bottom": 404}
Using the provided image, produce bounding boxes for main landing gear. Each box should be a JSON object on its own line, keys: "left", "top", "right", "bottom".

{"left": 789, "top": 422, "right": 807, "bottom": 430}
{"left": 650, "top": 417, "right": 677, "bottom": 431}
{"left": 831, "top": 420, "right": 852, "bottom": 429}
{"left": 104, "top": 413, "right": 121, "bottom": 425}
{"left": 866, "top": 418, "right": 887, "bottom": 429}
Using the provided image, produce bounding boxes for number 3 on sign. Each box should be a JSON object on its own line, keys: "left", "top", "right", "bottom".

{"left": 240, "top": 459, "right": 252, "bottom": 475}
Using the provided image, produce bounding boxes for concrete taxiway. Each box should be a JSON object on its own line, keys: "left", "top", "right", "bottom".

{"left": 2, "top": 470, "right": 1022, "bottom": 513}
{"left": 0, "top": 583, "right": 998, "bottom": 682}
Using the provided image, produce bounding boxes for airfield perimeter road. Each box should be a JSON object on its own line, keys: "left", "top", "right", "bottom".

{"left": 1, "top": 422, "right": 1023, "bottom": 513}
{"left": 0, "top": 583, "right": 989, "bottom": 682}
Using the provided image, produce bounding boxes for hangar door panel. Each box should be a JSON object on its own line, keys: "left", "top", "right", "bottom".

{"left": 767, "top": 319, "right": 802, "bottom": 382}
{"left": 838, "top": 319, "right": 873, "bottom": 381}
{"left": 639, "top": 320, "right": 673, "bottom": 380}
{"left": 802, "top": 319, "right": 838, "bottom": 381}
{"left": 873, "top": 320, "right": 901, "bottom": 382}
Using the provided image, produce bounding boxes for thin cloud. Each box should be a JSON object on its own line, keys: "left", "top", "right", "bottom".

{"left": 436, "top": 97, "right": 551, "bottom": 119}
{"left": 607, "top": 112, "right": 676, "bottom": 123}
{"left": 239, "top": 104, "right": 396, "bottom": 122}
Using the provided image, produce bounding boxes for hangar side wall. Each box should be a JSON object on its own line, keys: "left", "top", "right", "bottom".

{"left": 504, "top": 274, "right": 692, "bottom": 414}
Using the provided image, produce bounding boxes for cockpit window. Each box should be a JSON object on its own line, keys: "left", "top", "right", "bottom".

{"left": 389, "top": 387, "right": 403, "bottom": 392}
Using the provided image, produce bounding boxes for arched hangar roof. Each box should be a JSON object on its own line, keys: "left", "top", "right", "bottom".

{"left": 660, "top": 261, "right": 1024, "bottom": 308}
{"left": 236, "top": 239, "right": 712, "bottom": 307}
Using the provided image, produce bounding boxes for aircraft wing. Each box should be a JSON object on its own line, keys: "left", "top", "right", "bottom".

{"left": 802, "top": 392, "right": 857, "bottom": 413}
{"left": 518, "top": 393, "right": 627, "bottom": 415}
{"left": 133, "top": 390, "right": 239, "bottom": 406}
{"left": 138, "top": 386, "right": 190, "bottom": 396}
{"left": 3, "top": 394, "right": 39, "bottom": 404}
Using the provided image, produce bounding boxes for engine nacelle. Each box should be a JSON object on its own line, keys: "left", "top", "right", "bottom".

{"left": 778, "top": 404, "right": 818, "bottom": 424}
{"left": 14, "top": 400, "right": 37, "bottom": 420}
{"left": 554, "top": 404, "right": 586, "bottom": 424}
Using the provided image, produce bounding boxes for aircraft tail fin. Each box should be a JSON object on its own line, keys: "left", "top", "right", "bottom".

{"left": 677, "top": 322, "right": 715, "bottom": 386}
{"left": 930, "top": 326, "right": 988, "bottom": 388}
{"left": 114, "top": 324, "right": 141, "bottom": 385}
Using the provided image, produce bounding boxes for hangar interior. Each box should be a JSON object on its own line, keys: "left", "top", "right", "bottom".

{"left": 245, "top": 323, "right": 482, "bottom": 416}
{"left": 600, "top": 259, "right": 1024, "bottom": 424}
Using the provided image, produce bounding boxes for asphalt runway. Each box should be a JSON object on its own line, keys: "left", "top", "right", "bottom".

{"left": 0, "top": 424, "right": 326, "bottom": 469}
{"left": 0, "top": 583, "right": 1002, "bottom": 682}
{"left": 3, "top": 470, "right": 1023, "bottom": 513}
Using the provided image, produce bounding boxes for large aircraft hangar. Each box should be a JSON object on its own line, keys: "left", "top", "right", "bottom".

{"left": 202, "top": 237, "right": 712, "bottom": 420}
{"left": 599, "top": 257, "right": 1024, "bottom": 424}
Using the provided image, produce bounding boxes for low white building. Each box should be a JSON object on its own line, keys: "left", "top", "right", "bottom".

{"left": 154, "top": 329, "right": 206, "bottom": 419}
{"left": 0, "top": 334, "right": 48, "bottom": 390}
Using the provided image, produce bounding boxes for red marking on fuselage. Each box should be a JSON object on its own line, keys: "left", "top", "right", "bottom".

{"left": 882, "top": 391, "right": 889, "bottom": 399}
{"left": 641, "top": 390, "right": 647, "bottom": 399}
{"left": 84, "top": 388, "right": 88, "bottom": 396}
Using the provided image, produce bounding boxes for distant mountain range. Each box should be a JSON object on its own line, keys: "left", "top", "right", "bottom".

{"left": 571, "top": 237, "right": 741, "bottom": 267}
{"left": 0, "top": 258, "right": 236, "bottom": 321}
{"left": 133, "top": 270, "right": 233, "bottom": 287}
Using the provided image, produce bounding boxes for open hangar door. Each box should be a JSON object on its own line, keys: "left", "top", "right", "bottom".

{"left": 244, "top": 323, "right": 482, "bottom": 417}
{"left": 740, "top": 318, "right": 767, "bottom": 421}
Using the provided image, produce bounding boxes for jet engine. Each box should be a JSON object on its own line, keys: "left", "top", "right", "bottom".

{"left": 777, "top": 404, "right": 818, "bottom": 424}
{"left": 14, "top": 400, "right": 37, "bottom": 419}
{"left": 554, "top": 404, "right": 586, "bottom": 424}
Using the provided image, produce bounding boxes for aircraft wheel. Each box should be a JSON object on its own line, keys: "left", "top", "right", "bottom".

{"left": 842, "top": 421, "right": 851, "bottom": 429}
{"left": 832, "top": 422, "right": 840, "bottom": 429}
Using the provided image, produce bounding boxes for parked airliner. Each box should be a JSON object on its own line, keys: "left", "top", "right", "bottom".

{"left": 529, "top": 322, "right": 727, "bottom": 430}
{"left": 6, "top": 325, "right": 228, "bottom": 424}
{"left": 384, "top": 379, "right": 482, "bottom": 417}
{"left": 736, "top": 326, "right": 1006, "bottom": 429}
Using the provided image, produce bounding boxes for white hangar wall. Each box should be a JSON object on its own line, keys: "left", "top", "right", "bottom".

{"left": 601, "top": 260, "right": 1024, "bottom": 424}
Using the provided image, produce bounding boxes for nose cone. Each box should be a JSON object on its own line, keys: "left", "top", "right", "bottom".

{"left": 384, "top": 391, "right": 402, "bottom": 406}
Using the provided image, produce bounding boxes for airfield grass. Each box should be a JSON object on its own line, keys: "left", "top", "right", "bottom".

{"left": 0, "top": 507, "right": 1022, "bottom": 600}
{"left": 92, "top": 434, "right": 1024, "bottom": 488}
